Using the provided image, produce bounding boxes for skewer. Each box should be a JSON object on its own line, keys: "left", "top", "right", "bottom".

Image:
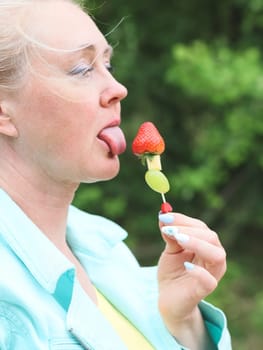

{"left": 132, "top": 121, "right": 173, "bottom": 214}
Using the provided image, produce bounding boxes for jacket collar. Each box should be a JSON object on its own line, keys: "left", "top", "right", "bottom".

{"left": 0, "top": 189, "right": 73, "bottom": 294}
{"left": 0, "top": 189, "right": 127, "bottom": 295}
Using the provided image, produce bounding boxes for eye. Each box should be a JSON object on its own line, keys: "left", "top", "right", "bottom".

{"left": 68, "top": 63, "right": 93, "bottom": 77}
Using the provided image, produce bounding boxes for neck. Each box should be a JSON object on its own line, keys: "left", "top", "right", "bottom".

{"left": 0, "top": 152, "right": 78, "bottom": 250}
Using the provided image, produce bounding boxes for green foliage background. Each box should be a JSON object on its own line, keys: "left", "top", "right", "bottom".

{"left": 73, "top": 1, "right": 263, "bottom": 348}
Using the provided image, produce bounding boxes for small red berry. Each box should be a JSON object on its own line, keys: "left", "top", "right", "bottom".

{"left": 160, "top": 202, "right": 173, "bottom": 213}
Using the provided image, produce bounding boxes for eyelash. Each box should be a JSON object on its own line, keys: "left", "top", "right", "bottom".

{"left": 69, "top": 63, "right": 113, "bottom": 77}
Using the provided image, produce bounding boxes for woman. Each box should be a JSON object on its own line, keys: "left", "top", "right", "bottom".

{"left": 0, "top": 0, "right": 231, "bottom": 349}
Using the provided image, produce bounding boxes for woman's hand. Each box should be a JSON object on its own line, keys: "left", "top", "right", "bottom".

{"left": 157, "top": 212, "right": 227, "bottom": 349}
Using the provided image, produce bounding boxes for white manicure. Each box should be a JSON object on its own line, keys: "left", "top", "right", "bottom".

{"left": 174, "top": 232, "right": 190, "bottom": 243}
{"left": 161, "top": 226, "right": 190, "bottom": 243}
{"left": 161, "top": 226, "right": 179, "bottom": 237}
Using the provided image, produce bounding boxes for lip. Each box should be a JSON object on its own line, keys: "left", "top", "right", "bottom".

{"left": 104, "top": 118, "right": 121, "bottom": 129}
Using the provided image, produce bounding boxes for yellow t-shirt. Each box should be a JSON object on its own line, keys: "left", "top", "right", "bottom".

{"left": 96, "top": 290, "right": 155, "bottom": 350}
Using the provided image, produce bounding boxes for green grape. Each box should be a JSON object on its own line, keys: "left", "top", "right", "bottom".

{"left": 145, "top": 170, "right": 170, "bottom": 193}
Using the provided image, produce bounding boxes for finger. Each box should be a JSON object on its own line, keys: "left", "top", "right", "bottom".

{"left": 158, "top": 213, "right": 208, "bottom": 254}
{"left": 161, "top": 226, "right": 226, "bottom": 269}
{"left": 161, "top": 233, "right": 185, "bottom": 254}
{"left": 159, "top": 212, "right": 209, "bottom": 229}
{"left": 164, "top": 225, "right": 221, "bottom": 247}
{"left": 183, "top": 262, "right": 218, "bottom": 298}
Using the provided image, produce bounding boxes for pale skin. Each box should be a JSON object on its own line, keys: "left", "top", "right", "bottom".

{"left": 158, "top": 214, "right": 226, "bottom": 349}
{"left": 0, "top": 1, "right": 226, "bottom": 349}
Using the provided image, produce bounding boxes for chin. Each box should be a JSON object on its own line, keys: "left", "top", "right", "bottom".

{"left": 84, "top": 158, "right": 120, "bottom": 183}
{"left": 102, "top": 162, "right": 120, "bottom": 181}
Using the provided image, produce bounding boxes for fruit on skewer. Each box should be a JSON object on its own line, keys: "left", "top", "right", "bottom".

{"left": 132, "top": 121, "right": 173, "bottom": 213}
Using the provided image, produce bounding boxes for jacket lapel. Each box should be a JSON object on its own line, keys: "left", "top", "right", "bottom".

{"left": 66, "top": 281, "right": 128, "bottom": 350}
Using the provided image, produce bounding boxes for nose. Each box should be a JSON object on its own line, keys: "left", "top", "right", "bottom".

{"left": 100, "top": 78, "right": 128, "bottom": 107}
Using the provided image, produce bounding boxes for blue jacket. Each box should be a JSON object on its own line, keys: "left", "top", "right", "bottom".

{"left": 0, "top": 189, "right": 232, "bottom": 349}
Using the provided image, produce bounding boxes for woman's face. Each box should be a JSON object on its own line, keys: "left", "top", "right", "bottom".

{"left": 10, "top": 1, "right": 128, "bottom": 185}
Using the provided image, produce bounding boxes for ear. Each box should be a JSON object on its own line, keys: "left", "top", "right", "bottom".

{"left": 0, "top": 102, "right": 18, "bottom": 138}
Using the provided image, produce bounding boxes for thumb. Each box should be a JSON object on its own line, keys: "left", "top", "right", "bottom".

{"left": 160, "top": 225, "right": 186, "bottom": 254}
{"left": 158, "top": 213, "right": 184, "bottom": 254}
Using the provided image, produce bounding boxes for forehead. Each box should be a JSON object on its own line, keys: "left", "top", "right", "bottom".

{"left": 28, "top": 1, "right": 108, "bottom": 53}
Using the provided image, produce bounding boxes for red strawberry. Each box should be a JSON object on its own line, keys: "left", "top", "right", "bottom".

{"left": 132, "top": 122, "right": 165, "bottom": 156}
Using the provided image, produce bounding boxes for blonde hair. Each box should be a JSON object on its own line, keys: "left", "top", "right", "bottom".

{"left": 0, "top": 0, "right": 83, "bottom": 92}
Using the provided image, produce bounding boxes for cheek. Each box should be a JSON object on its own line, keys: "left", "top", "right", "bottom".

{"left": 24, "top": 80, "right": 96, "bottom": 133}
{"left": 14, "top": 78, "right": 100, "bottom": 161}
{"left": 53, "top": 109, "right": 103, "bottom": 171}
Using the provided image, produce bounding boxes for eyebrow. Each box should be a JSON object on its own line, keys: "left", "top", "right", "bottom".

{"left": 75, "top": 43, "right": 113, "bottom": 57}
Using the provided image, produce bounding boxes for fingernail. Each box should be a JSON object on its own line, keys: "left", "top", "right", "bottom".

{"left": 161, "top": 226, "right": 190, "bottom": 243}
{"left": 174, "top": 232, "right": 190, "bottom": 243}
{"left": 158, "top": 213, "right": 174, "bottom": 224}
{"left": 184, "top": 261, "right": 195, "bottom": 270}
{"left": 161, "top": 226, "right": 179, "bottom": 237}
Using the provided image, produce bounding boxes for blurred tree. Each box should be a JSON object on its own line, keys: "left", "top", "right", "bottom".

{"left": 166, "top": 42, "right": 263, "bottom": 243}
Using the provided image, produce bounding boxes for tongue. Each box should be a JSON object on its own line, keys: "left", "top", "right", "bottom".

{"left": 98, "top": 126, "right": 126, "bottom": 156}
